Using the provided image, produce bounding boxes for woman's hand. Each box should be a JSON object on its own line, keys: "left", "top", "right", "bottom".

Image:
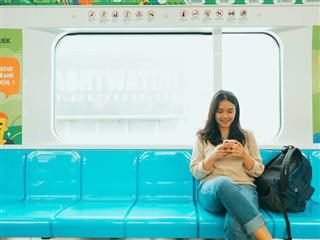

{"left": 226, "top": 140, "right": 254, "bottom": 170}
{"left": 203, "top": 144, "right": 230, "bottom": 171}
{"left": 214, "top": 144, "right": 233, "bottom": 159}
{"left": 227, "top": 140, "right": 246, "bottom": 158}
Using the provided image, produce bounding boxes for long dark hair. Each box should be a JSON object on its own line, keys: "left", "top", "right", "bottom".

{"left": 197, "top": 90, "right": 246, "bottom": 146}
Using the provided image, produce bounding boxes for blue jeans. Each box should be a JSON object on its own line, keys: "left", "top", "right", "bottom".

{"left": 198, "top": 176, "right": 265, "bottom": 240}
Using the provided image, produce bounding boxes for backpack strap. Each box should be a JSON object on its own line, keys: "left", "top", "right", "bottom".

{"left": 279, "top": 195, "right": 292, "bottom": 240}
{"left": 280, "top": 146, "right": 292, "bottom": 193}
{"left": 279, "top": 145, "right": 295, "bottom": 240}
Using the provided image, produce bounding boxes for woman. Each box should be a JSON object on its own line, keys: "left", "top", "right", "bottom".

{"left": 190, "top": 90, "right": 272, "bottom": 240}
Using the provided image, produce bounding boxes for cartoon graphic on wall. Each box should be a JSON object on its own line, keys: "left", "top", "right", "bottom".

{"left": 0, "top": 29, "right": 22, "bottom": 145}
{"left": 313, "top": 25, "right": 320, "bottom": 143}
{"left": 0, "top": 112, "right": 14, "bottom": 144}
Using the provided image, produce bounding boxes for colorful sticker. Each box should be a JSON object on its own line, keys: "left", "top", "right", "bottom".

{"left": 313, "top": 25, "right": 320, "bottom": 143}
{"left": 0, "top": 0, "right": 313, "bottom": 4}
{"left": 0, "top": 29, "right": 22, "bottom": 145}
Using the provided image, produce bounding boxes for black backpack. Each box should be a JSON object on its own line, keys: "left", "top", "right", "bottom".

{"left": 255, "top": 146, "right": 315, "bottom": 240}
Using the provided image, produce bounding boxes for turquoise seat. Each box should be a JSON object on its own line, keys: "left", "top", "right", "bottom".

{"left": 196, "top": 203, "right": 225, "bottom": 238}
{"left": 0, "top": 148, "right": 319, "bottom": 238}
{"left": 269, "top": 200, "right": 320, "bottom": 239}
{"left": 126, "top": 150, "right": 197, "bottom": 238}
{"left": 0, "top": 151, "right": 81, "bottom": 237}
{"left": 0, "top": 150, "right": 26, "bottom": 236}
{"left": 309, "top": 150, "right": 320, "bottom": 204}
{"left": 0, "top": 150, "right": 25, "bottom": 203}
{"left": 52, "top": 150, "right": 138, "bottom": 238}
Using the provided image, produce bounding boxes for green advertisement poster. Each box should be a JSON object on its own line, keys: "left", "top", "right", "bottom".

{"left": 313, "top": 25, "right": 320, "bottom": 143}
{"left": 0, "top": 29, "right": 23, "bottom": 145}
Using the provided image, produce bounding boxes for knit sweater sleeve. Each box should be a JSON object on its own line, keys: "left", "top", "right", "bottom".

{"left": 244, "top": 131, "right": 265, "bottom": 177}
{"left": 189, "top": 137, "right": 213, "bottom": 180}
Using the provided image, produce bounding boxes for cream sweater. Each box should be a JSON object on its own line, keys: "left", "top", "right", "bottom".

{"left": 189, "top": 130, "right": 264, "bottom": 186}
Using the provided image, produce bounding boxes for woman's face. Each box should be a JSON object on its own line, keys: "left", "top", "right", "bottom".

{"left": 215, "top": 100, "right": 236, "bottom": 130}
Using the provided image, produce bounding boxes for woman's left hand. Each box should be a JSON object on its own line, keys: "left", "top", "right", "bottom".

{"left": 229, "top": 141, "right": 246, "bottom": 158}
{"left": 225, "top": 140, "right": 254, "bottom": 170}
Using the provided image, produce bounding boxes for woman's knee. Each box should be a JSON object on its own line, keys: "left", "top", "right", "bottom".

{"left": 214, "top": 176, "right": 234, "bottom": 186}
{"left": 202, "top": 176, "right": 234, "bottom": 191}
{"left": 213, "top": 176, "right": 239, "bottom": 195}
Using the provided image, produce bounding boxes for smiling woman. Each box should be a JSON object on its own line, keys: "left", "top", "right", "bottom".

{"left": 190, "top": 90, "right": 270, "bottom": 240}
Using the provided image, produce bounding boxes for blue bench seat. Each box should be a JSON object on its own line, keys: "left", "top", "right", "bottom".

{"left": 126, "top": 200, "right": 197, "bottom": 238}
{"left": 53, "top": 200, "right": 135, "bottom": 238}
{"left": 52, "top": 150, "right": 138, "bottom": 238}
{"left": 126, "top": 151, "right": 197, "bottom": 238}
{"left": 0, "top": 199, "right": 77, "bottom": 237}
{"left": 0, "top": 150, "right": 80, "bottom": 237}
{"left": 0, "top": 148, "right": 319, "bottom": 239}
{"left": 270, "top": 200, "right": 320, "bottom": 239}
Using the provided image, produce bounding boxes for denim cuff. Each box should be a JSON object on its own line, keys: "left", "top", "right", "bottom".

{"left": 243, "top": 213, "right": 265, "bottom": 235}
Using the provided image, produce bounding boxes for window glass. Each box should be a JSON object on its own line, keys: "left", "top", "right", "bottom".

{"left": 54, "top": 33, "right": 214, "bottom": 145}
{"left": 54, "top": 32, "right": 280, "bottom": 145}
{"left": 222, "top": 33, "right": 281, "bottom": 144}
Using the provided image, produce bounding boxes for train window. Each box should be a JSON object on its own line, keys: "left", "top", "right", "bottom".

{"left": 54, "top": 33, "right": 214, "bottom": 145}
{"left": 54, "top": 32, "right": 280, "bottom": 145}
{"left": 222, "top": 33, "right": 280, "bottom": 143}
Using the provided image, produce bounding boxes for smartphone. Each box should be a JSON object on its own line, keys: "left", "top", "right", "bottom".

{"left": 223, "top": 140, "right": 237, "bottom": 150}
